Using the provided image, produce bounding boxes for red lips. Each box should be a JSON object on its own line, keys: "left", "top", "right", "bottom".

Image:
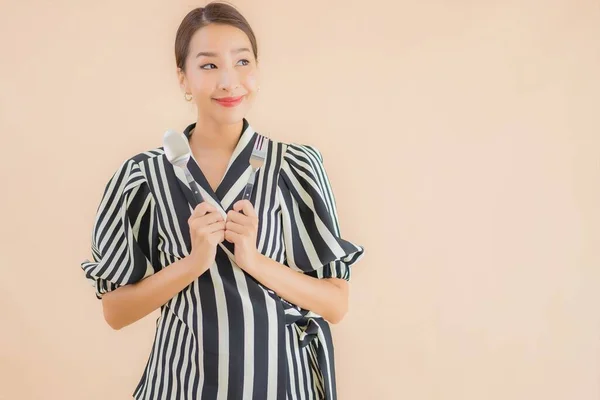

{"left": 214, "top": 96, "right": 244, "bottom": 107}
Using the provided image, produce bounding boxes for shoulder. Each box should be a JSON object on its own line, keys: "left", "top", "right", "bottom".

{"left": 278, "top": 141, "right": 334, "bottom": 193}
{"left": 247, "top": 121, "right": 323, "bottom": 165}
{"left": 107, "top": 147, "right": 165, "bottom": 186}
{"left": 128, "top": 147, "right": 165, "bottom": 166}
{"left": 112, "top": 147, "right": 165, "bottom": 169}
{"left": 125, "top": 147, "right": 166, "bottom": 171}
{"left": 280, "top": 142, "right": 325, "bottom": 172}
{"left": 251, "top": 131, "right": 325, "bottom": 173}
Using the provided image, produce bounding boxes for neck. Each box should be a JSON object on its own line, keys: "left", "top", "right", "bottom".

{"left": 189, "top": 117, "right": 244, "bottom": 153}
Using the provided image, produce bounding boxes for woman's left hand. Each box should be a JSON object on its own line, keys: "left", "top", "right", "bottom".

{"left": 225, "top": 200, "right": 260, "bottom": 271}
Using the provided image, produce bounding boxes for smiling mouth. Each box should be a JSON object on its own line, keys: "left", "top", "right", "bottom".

{"left": 213, "top": 96, "right": 244, "bottom": 107}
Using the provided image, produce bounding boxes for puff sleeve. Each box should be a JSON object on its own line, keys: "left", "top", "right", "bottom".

{"left": 80, "top": 158, "right": 159, "bottom": 299}
{"left": 278, "top": 144, "right": 365, "bottom": 281}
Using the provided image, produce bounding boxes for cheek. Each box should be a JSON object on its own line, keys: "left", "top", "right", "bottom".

{"left": 243, "top": 71, "right": 259, "bottom": 92}
{"left": 193, "top": 79, "right": 215, "bottom": 95}
{"left": 187, "top": 72, "right": 215, "bottom": 95}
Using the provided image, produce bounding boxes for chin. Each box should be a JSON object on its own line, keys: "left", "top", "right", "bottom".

{"left": 211, "top": 105, "right": 251, "bottom": 125}
{"left": 211, "top": 113, "right": 245, "bottom": 126}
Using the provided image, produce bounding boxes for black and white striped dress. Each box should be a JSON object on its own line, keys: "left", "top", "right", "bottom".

{"left": 81, "top": 119, "right": 365, "bottom": 400}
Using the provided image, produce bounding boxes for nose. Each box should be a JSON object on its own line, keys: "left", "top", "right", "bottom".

{"left": 217, "top": 67, "right": 240, "bottom": 92}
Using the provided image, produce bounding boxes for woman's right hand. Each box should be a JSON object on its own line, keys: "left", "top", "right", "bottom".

{"left": 187, "top": 202, "right": 225, "bottom": 277}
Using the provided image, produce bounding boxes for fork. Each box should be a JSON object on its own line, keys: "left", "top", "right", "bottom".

{"left": 241, "top": 135, "right": 268, "bottom": 203}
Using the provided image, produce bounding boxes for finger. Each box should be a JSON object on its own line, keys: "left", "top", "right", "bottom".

{"left": 193, "top": 202, "right": 215, "bottom": 215}
{"left": 198, "top": 212, "right": 225, "bottom": 225}
{"left": 228, "top": 209, "right": 258, "bottom": 230}
{"left": 233, "top": 201, "right": 243, "bottom": 213}
{"left": 190, "top": 213, "right": 223, "bottom": 231}
{"left": 191, "top": 202, "right": 218, "bottom": 218}
{"left": 226, "top": 209, "right": 248, "bottom": 224}
{"left": 190, "top": 208, "right": 223, "bottom": 227}
{"left": 207, "top": 221, "right": 226, "bottom": 234}
{"left": 234, "top": 200, "right": 257, "bottom": 218}
{"left": 225, "top": 221, "right": 246, "bottom": 235}
{"left": 209, "top": 229, "right": 225, "bottom": 245}
{"left": 241, "top": 200, "right": 258, "bottom": 218}
{"left": 224, "top": 229, "right": 241, "bottom": 244}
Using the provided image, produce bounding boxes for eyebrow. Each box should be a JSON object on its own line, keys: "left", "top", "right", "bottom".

{"left": 195, "top": 47, "right": 251, "bottom": 58}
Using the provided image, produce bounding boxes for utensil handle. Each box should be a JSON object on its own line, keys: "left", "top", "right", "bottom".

{"left": 241, "top": 181, "right": 254, "bottom": 201}
{"left": 189, "top": 180, "right": 204, "bottom": 206}
{"left": 241, "top": 169, "right": 256, "bottom": 203}
{"left": 183, "top": 167, "right": 204, "bottom": 206}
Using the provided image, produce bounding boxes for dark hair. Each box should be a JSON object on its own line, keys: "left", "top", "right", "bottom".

{"left": 175, "top": 2, "right": 258, "bottom": 72}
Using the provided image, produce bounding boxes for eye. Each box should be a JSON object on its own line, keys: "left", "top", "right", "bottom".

{"left": 237, "top": 59, "right": 250, "bottom": 66}
{"left": 200, "top": 63, "right": 217, "bottom": 70}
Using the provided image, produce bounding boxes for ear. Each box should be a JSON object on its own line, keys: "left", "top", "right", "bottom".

{"left": 177, "top": 68, "right": 189, "bottom": 93}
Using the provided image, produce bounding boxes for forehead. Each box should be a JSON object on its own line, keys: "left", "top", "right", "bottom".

{"left": 189, "top": 23, "right": 252, "bottom": 53}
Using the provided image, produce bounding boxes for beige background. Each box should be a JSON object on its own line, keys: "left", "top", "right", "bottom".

{"left": 1, "top": 0, "right": 599, "bottom": 399}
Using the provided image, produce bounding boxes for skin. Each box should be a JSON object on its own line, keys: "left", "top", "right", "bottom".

{"left": 102, "top": 23, "right": 349, "bottom": 330}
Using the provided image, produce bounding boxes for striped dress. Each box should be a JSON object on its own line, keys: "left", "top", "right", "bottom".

{"left": 80, "top": 119, "right": 365, "bottom": 400}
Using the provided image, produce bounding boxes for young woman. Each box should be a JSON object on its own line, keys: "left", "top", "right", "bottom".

{"left": 81, "top": 3, "right": 364, "bottom": 399}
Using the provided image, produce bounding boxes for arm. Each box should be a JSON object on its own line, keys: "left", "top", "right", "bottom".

{"left": 100, "top": 202, "right": 226, "bottom": 330}
{"left": 225, "top": 202, "right": 351, "bottom": 324}
{"left": 225, "top": 145, "right": 364, "bottom": 324}
{"left": 101, "top": 257, "right": 199, "bottom": 330}
{"left": 247, "top": 253, "right": 349, "bottom": 324}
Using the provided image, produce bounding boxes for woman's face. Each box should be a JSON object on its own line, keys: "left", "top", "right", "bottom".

{"left": 179, "top": 23, "right": 259, "bottom": 125}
